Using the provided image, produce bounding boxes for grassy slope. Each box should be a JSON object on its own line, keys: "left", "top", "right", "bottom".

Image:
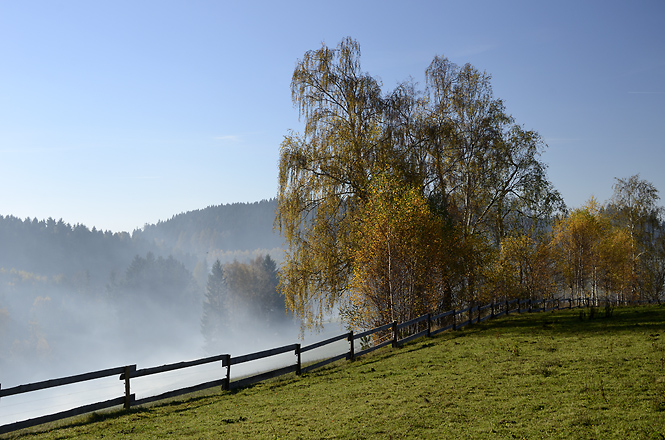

{"left": 5, "top": 305, "right": 665, "bottom": 439}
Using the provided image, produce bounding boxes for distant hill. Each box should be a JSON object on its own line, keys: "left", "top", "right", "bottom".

{"left": 134, "top": 198, "right": 283, "bottom": 258}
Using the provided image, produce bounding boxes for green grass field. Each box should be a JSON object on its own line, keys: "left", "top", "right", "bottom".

{"left": 5, "top": 304, "right": 665, "bottom": 439}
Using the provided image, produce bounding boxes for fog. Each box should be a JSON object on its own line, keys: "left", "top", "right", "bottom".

{"left": 0, "top": 278, "right": 348, "bottom": 427}
{"left": 0, "top": 202, "right": 349, "bottom": 428}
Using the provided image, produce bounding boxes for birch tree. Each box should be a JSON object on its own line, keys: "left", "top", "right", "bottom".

{"left": 342, "top": 172, "right": 459, "bottom": 330}
{"left": 276, "top": 38, "right": 389, "bottom": 329}
{"left": 552, "top": 199, "right": 604, "bottom": 300}
{"left": 608, "top": 175, "right": 664, "bottom": 300}
{"left": 277, "top": 38, "right": 562, "bottom": 330}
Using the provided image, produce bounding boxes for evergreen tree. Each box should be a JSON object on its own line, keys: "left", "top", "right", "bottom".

{"left": 256, "top": 255, "right": 288, "bottom": 323}
{"left": 201, "top": 260, "right": 227, "bottom": 353}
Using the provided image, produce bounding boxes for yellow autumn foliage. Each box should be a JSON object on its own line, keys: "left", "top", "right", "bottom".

{"left": 342, "top": 173, "right": 457, "bottom": 329}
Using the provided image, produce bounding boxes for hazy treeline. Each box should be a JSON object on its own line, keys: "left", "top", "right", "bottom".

{"left": 0, "top": 200, "right": 290, "bottom": 384}
{"left": 0, "top": 199, "right": 281, "bottom": 287}
{"left": 0, "top": 216, "right": 154, "bottom": 290}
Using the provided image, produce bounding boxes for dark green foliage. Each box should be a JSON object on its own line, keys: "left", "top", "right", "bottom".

{"left": 0, "top": 215, "right": 151, "bottom": 289}
{"left": 0, "top": 200, "right": 282, "bottom": 295}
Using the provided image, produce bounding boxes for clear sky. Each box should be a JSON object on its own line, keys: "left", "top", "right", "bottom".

{"left": 1, "top": 0, "right": 663, "bottom": 232}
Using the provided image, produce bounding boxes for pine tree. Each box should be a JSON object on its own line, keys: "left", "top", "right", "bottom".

{"left": 201, "top": 260, "right": 227, "bottom": 353}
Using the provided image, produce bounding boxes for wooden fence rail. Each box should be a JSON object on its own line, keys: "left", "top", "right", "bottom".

{"left": 121, "top": 353, "right": 230, "bottom": 408}
{"left": 430, "top": 309, "right": 456, "bottom": 335}
{"left": 0, "top": 296, "right": 656, "bottom": 434}
{"left": 0, "top": 365, "right": 136, "bottom": 434}
{"left": 228, "top": 344, "right": 300, "bottom": 390}
{"left": 300, "top": 333, "right": 352, "bottom": 374}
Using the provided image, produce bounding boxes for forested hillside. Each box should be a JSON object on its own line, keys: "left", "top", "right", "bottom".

{"left": 135, "top": 199, "right": 283, "bottom": 260}
{"left": 0, "top": 216, "right": 156, "bottom": 289}
{"left": 0, "top": 199, "right": 281, "bottom": 283}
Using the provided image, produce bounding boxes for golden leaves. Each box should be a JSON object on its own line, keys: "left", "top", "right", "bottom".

{"left": 345, "top": 173, "right": 452, "bottom": 329}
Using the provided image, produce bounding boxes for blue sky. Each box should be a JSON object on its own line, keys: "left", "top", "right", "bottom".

{"left": 1, "top": 0, "right": 663, "bottom": 232}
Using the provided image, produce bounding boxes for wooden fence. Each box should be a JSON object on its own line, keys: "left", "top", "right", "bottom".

{"left": 0, "top": 296, "right": 654, "bottom": 434}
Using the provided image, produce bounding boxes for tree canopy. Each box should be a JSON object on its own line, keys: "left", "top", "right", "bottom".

{"left": 277, "top": 38, "right": 564, "bottom": 330}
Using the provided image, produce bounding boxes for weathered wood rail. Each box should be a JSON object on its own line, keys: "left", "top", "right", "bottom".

{"left": 0, "top": 296, "right": 655, "bottom": 434}
{"left": 0, "top": 366, "right": 136, "bottom": 434}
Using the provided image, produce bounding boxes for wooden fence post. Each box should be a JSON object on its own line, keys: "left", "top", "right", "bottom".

{"left": 426, "top": 314, "right": 431, "bottom": 338}
{"left": 392, "top": 321, "right": 398, "bottom": 348}
{"left": 295, "top": 344, "right": 301, "bottom": 376}
{"left": 223, "top": 354, "right": 231, "bottom": 391}
{"left": 123, "top": 365, "right": 132, "bottom": 410}
{"left": 348, "top": 332, "right": 355, "bottom": 361}
{"left": 505, "top": 299, "right": 509, "bottom": 315}
{"left": 452, "top": 309, "right": 456, "bottom": 330}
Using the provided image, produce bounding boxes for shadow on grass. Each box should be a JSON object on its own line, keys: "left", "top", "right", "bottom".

{"left": 477, "top": 304, "right": 665, "bottom": 337}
